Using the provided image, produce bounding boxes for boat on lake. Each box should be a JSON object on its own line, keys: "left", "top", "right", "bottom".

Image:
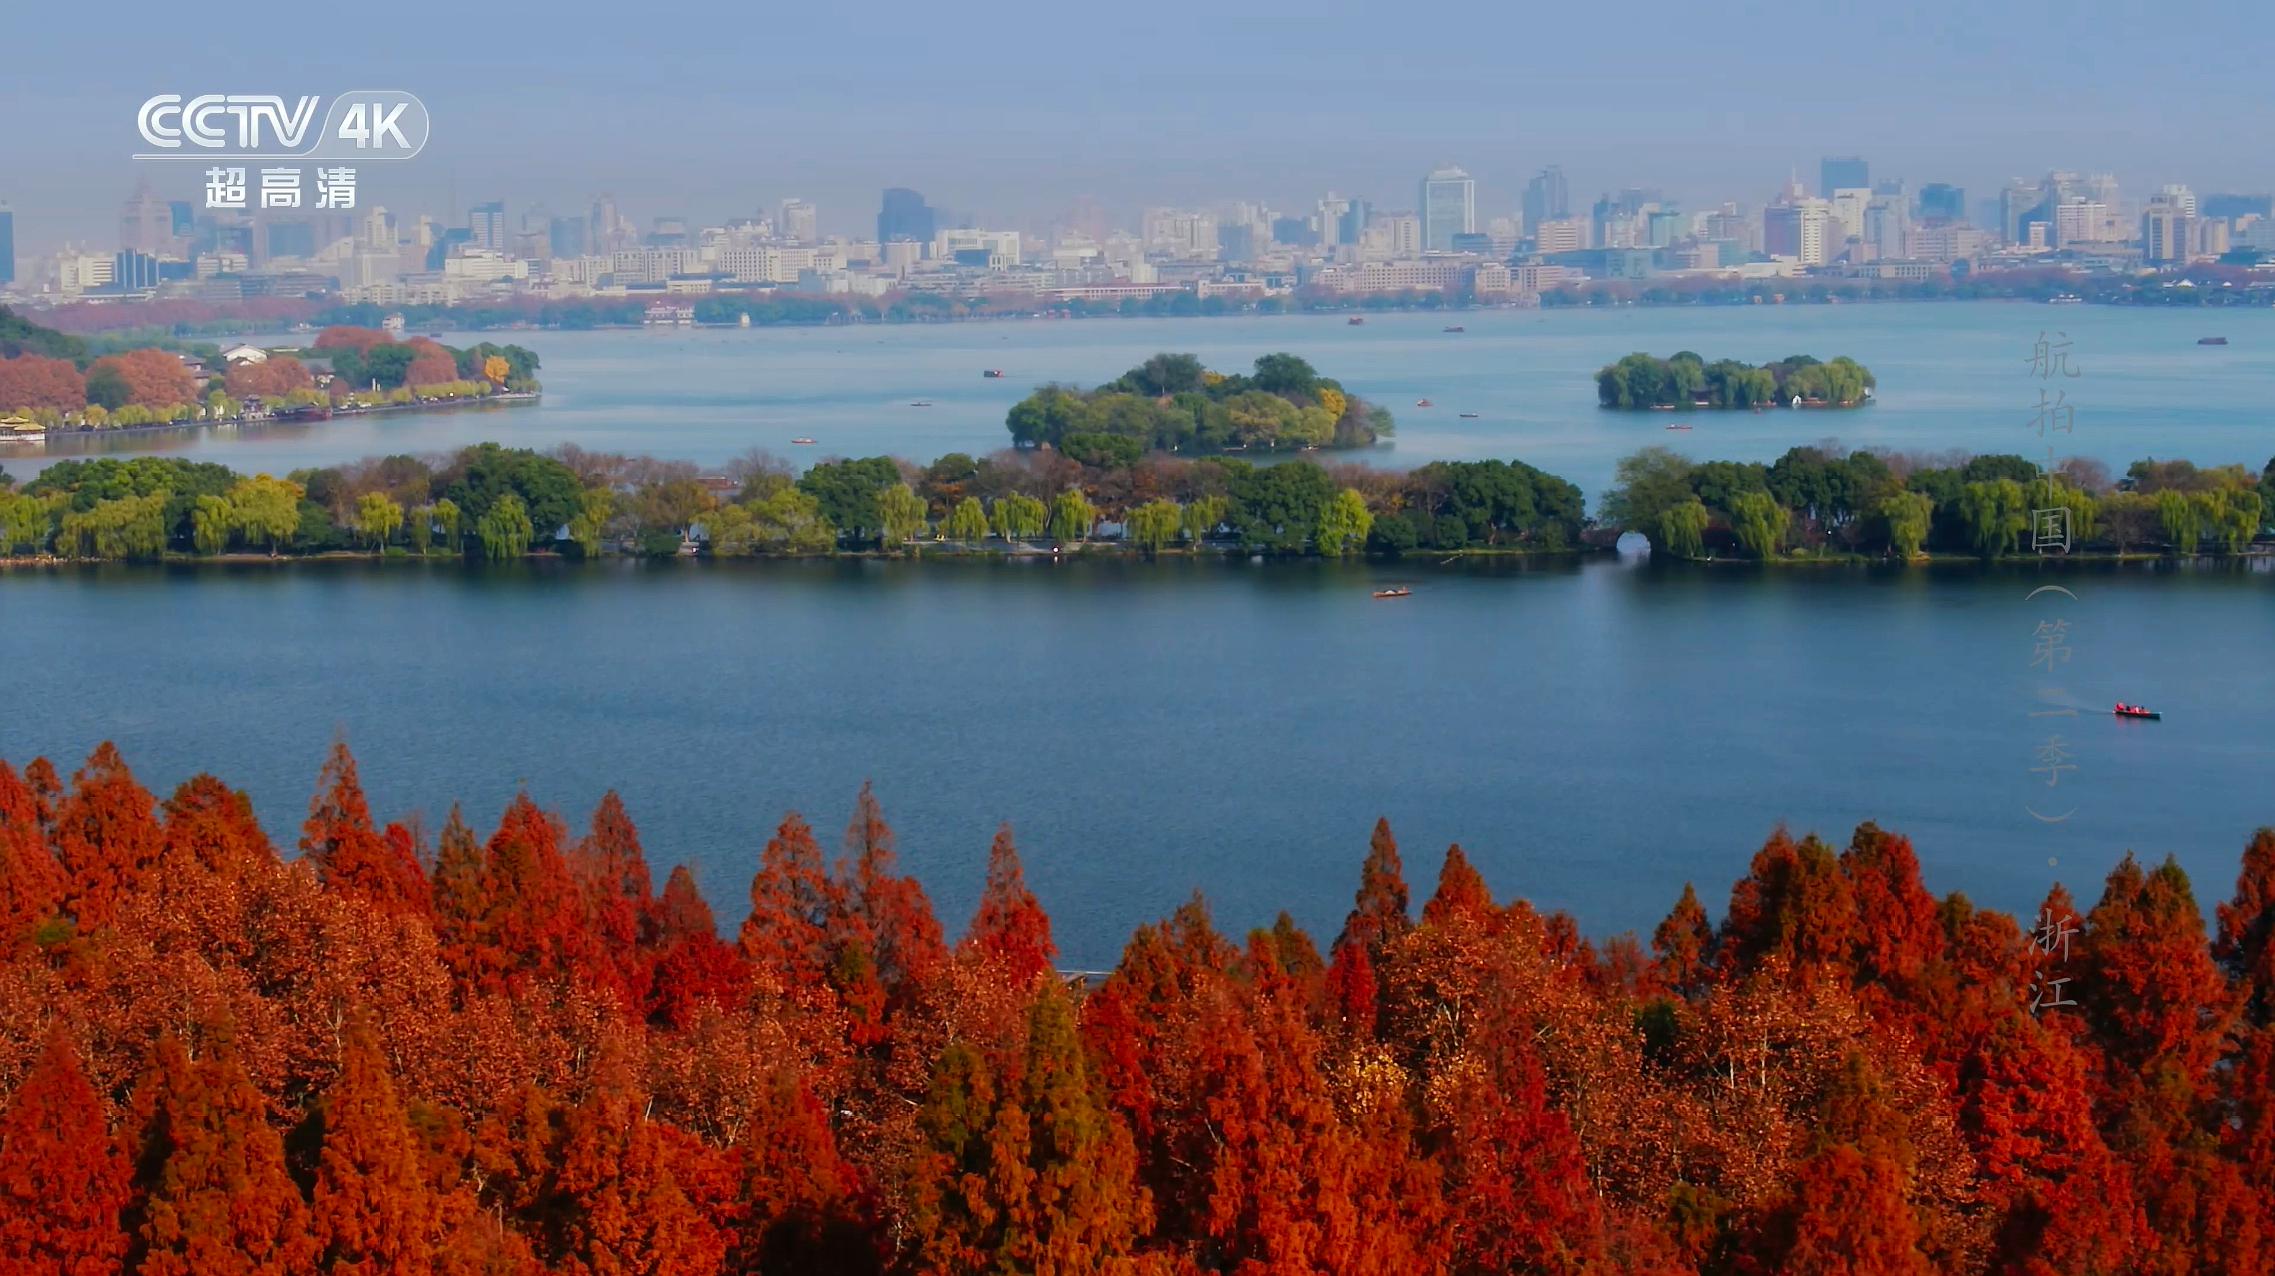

{"left": 2048, "top": 293, "right": 2083, "bottom": 304}
{"left": 2114, "top": 702, "right": 2162, "bottom": 720}
{"left": 2198, "top": 337, "right": 2228, "bottom": 346}
{"left": 1372, "top": 587, "right": 1411, "bottom": 599}
{"left": 910, "top": 400, "right": 933, "bottom": 407}
{"left": 1348, "top": 317, "right": 1366, "bottom": 325}
{"left": 983, "top": 368, "right": 1006, "bottom": 377}
{"left": 1415, "top": 398, "right": 1433, "bottom": 407}
{"left": 1442, "top": 325, "right": 1465, "bottom": 333}
{"left": 1458, "top": 412, "right": 1480, "bottom": 419}
{"left": 1665, "top": 423, "right": 1693, "bottom": 431}
{"left": 791, "top": 437, "right": 817, "bottom": 445}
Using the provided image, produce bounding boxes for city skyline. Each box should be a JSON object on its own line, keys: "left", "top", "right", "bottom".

{"left": 6, "top": 0, "right": 2275, "bottom": 255}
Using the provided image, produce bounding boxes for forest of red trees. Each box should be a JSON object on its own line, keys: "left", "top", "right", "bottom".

{"left": 2, "top": 741, "right": 2273, "bottom": 1274}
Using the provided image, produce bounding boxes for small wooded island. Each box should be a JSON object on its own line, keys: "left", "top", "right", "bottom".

{"left": 1596, "top": 351, "right": 1875, "bottom": 410}
{"left": 1006, "top": 352, "right": 1392, "bottom": 457}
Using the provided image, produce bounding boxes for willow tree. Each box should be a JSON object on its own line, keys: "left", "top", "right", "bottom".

{"left": 1049, "top": 489, "right": 1097, "bottom": 544}
{"left": 1658, "top": 498, "right": 1710, "bottom": 559}
{"left": 1878, "top": 490, "right": 1934, "bottom": 559}
{"left": 228, "top": 473, "right": 304, "bottom": 554}
{"left": 991, "top": 493, "right": 1047, "bottom": 542}
{"left": 355, "top": 492, "right": 404, "bottom": 551}
{"left": 1126, "top": 499, "right": 1181, "bottom": 556}
{"left": 1314, "top": 488, "right": 1373, "bottom": 556}
{"left": 944, "top": 496, "right": 989, "bottom": 545}
{"left": 478, "top": 491, "right": 533, "bottom": 561}
{"left": 1730, "top": 490, "right": 1791, "bottom": 559}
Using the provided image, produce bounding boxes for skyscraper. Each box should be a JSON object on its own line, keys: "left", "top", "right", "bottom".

{"left": 779, "top": 198, "right": 817, "bottom": 242}
{"left": 1523, "top": 166, "right": 1569, "bottom": 230}
{"left": 877, "top": 188, "right": 935, "bottom": 244}
{"left": 1820, "top": 156, "right": 1869, "bottom": 198}
{"left": 0, "top": 203, "right": 13, "bottom": 286}
{"left": 1420, "top": 165, "right": 1475, "bottom": 253}
{"left": 120, "top": 177, "right": 173, "bottom": 254}
{"left": 549, "top": 216, "right": 587, "bottom": 259}
{"left": 1917, "top": 183, "right": 1966, "bottom": 224}
{"left": 468, "top": 201, "right": 507, "bottom": 252}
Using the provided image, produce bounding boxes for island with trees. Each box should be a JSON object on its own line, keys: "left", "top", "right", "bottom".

{"left": 1600, "top": 444, "right": 2273, "bottom": 561}
{"left": 3, "top": 739, "right": 2275, "bottom": 1271}
{"left": 0, "top": 307, "right": 539, "bottom": 435}
{"left": 1595, "top": 352, "right": 1875, "bottom": 410}
{"left": 1006, "top": 352, "right": 1393, "bottom": 456}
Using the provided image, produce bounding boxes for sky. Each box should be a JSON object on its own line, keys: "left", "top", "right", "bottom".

{"left": 4, "top": 0, "right": 2273, "bottom": 257}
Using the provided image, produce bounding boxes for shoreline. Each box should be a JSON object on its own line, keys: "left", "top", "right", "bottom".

{"left": 13, "top": 390, "right": 542, "bottom": 449}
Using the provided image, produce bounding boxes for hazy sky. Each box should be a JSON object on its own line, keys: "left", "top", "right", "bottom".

{"left": 6, "top": 0, "right": 2273, "bottom": 256}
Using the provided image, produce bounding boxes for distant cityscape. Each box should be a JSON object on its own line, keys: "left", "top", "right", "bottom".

{"left": 3, "top": 156, "right": 2272, "bottom": 314}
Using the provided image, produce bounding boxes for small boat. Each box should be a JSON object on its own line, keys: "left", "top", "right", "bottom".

{"left": 1347, "top": 317, "right": 1366, "bottom": 326}
{"left": 2113, "top": 702, "right": 2161, "bottom": 720}
{"left": 909, "top": 400, "right": 933, "bottom": 407}
{"left": 1372, "top": 587, "right": 1411, "bottom": 599}
{"left": 1665, "top": 423, "right": 1693, "bottom": 431}
{"left": 1415, "top": 398, "right": 1433, "bottom": 408}
{"left": 1442, "top": 325, "right": 1465, "bottom": 333}
{"left": 2047, "top": 293, "right": 2083, "bottom": 305}
{"left": 2198, "top": 337, "right": 2228, "bottom": 346}
{"left": 791, "top": 437, "right": 817, "bottom": 445}
{"left": 1458, "top": 412, "right": 1480, "bottom": 419}
{"left": 982, "top": 368, "right": 1006, "bottom": 377}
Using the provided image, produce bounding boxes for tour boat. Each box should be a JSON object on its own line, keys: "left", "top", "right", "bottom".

{"left": 909, "top": 400, "right": 932, "bottom": 407}
{"left": 1665, "top": 423, "right": 1693, "bottom": 431}
{"left": 791, "top": 437, "right": 817, "bottom": 445}
{"left": 1372, "top": 587, "right": 1411, "bottom": 599}
{"left": 2113, "top": 702, "right": 2162, "bottom": 720}
{"left": 1415, "top": 398, "right": 1433, "bottom": 407}
{"left": 2198, "top": 337, "right": 2229, "bottom": 346}
{"left": 1458, "top": 412, "right": 1480, "bottom": 419}
{"left": 2047, "top": 293, "right": 2083, "bottom": 305}
{"left": 983, "top": 368, "right": 1006, "bottom": 377}
{"left": 1347, "top": 317, "right": 1366, "bottom": 325}
{"left": 1442, "top": 325, "right": 1465, "bottom": 333}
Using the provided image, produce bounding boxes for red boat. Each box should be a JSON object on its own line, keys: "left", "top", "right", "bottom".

{"left": 2113, "top": 702, "right": 2162, "bottom": 720}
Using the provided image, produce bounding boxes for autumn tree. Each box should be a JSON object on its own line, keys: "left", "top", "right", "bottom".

{"left": 963, "top": 824, "right": 1055, "bottom": 988}
{"left": 0, "top": 1028, "right": 132, "bottom": 1272}
{"left": 1337, "top": 817, "right": 1412, "bottom": 965}
{"left": 127, "top": 1027, "right": 319, "bottom": 1274}
{"left": 0, "top": 759, "right": 66, "bottom": 943}
{"left": 87, "top": 349, "right": 197, "bottom": 409}
{"left": 0, "top": 352, "right": 88, "bottom": 413}
{"left": 311, "top": 1020, "right": 435, "bottom": 1272}
{"left": 301, "top": 741, "right": 429, "bottom": 916}
{"left": 224, "top": 355, "right": 314, "bottom": 400}
{"left": 51, "top": 741, "right": 164, "bottom": 930}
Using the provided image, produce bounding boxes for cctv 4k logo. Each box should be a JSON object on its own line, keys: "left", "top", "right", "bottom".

{"left": 134, "top": 91, "right": 429, "bottom": 159}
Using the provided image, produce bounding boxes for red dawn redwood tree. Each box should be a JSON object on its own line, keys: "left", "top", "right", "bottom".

{"left": 962, "top": 823, "right": 1055, "bottom": 988}
{"left": 300, "top": 742, "right": 429, "bottom": 917}
{"left": 127, "top": 1026, "right": 319, "bottom": 1274}
{"left": 51, "top": 742, "right": 165, "bottom": 931}
{"left": 0, "top": 759, "right": 65, "bottom": 944}
{"left": 1336, "top": 817, "right": 1411, "bottom": 963}
{"left": 311, "top": 1019, "right": 435, "bottom": 1273}
{"left": 2216, "top": 827, "right": 2275, "bottom": 1026}
{"left": 0, "top": 1027, "right": 132, "bottom": 1272}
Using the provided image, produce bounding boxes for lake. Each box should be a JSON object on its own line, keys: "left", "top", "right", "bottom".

{"left": 3, "top": 556, "right": 2269, "bottom": 966}
{"left": 10, "top": 302, "right": 2274, "bottom": 501}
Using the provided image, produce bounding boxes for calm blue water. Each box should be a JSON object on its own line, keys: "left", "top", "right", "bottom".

{"left": 11, "top": 303, "right": 2274, "bottom": 500}
{"left": 3, "top": 557, "right": 2269, "bottom": 965}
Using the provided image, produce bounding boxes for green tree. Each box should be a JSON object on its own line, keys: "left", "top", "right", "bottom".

{"left": 991, "top": 493, "right": 1047, "bottom": 542}
{"left": 58, "top": 491, "right": 170, "bottom": 559}
{"left": 796, "top": 456, "right": 902, "bottom": 544}
{"left": 1126, "top": 498, "right": 1181, "bottom": 556}
{"left": 431, "top": 498, "right": 462, "bottom": 552}
{"left": 567, "top": 486, "right": 614, "bottom": 558}
{"left": 1181, "top": 494, "right": 1227, "bottom": 543}
{"left": 877, "top": 482, "right": 929, "bottom": 549}
{"left": 1730, "top": 490, "right": 1791, "bottom": 559}
{"left": 1, "top": 491, "right": 54, "bottom": 554}
{"left": 2207, "top": 488, "right": 2259, "bottom": 554}
{"left": 228, "top": 474, "right": 304, "bottom": 555}
{"left": 1049, "top": 489, "right": 1098, "bottom": 544}
{"left": 477, "top": 491, "right": 534, "bottom": 561}
{"left": 406, "top": 505, "right": 434, "bottom": 554}
{"left": 1956, "top": 478, "right": 2030, "bottom": 558}
{"left": 1878, "top": 490, "right": 1934, "bottom": 559}
{"left": 1659, "top": 498, "right": 1710, "bottom": 559}
{"left": 354, "top": 491, "right": 403, "bottom": 551}
{"left": 1600, "top": 447, "right": 1697, "bottom": 541}
{"left": 2156, "top": 489, "right": 2203, "bottom": 555}
{"left": 1315, "top": 487, "right": 1374, "bottom": 556}
{"left": 944, "top": 495, "right": 989, "bottom": 545}
{"left": 191, "top": 494, "right": 234, "bottom": 555}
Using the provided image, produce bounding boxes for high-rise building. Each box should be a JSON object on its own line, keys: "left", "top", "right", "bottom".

{"left": 1765, "top": 199, "right": 1832, "bottom": 265}
{"left": 2202, "top": 193, "right": 2272, "bottom": 222}
{"left": 467, "top": 200, "right": 507, "bottom": 252}
{"left": 266, "top": 220, "right": 316, "bottom": 260}
{"left": 779, "top": 198, "right": 817, "bottom": 242}
{"left": 2141, "top": 201, "right": 2193, "bottom": 264}
{"left": 549, "top": 216, "right": 587, "bottom": 259}
{"left": 1523, "top": 166, "right": 1569, "bottom": 231}
{"left": 1917, "top": 183, "right": 1966, "bottom": 224}
{"left": 1315, "top": 193, "right": 1353, "bottom": 248}
{"left": 2158, "top": 184, "right": 2198, "bottom": 217}
{"left": 877, "top": 188, "right": 935, "bottom": 244}
{"left": 120, "top": 177, "right": 173, "bottom": 254}
{"left": 1820, "top": 156, "right": 1869, "bottom": 198}
{"left": 0, "top": 203, "right": 13, "bottom": 286}
{"left": 1420, "top": 165, "right": 1476, "bottom": 253}
{"left": 113, "top": 250, "right": 162, "bottom": 291}
{"left": 1533, "top": 217, "right": 1586, "bottom": 254}
{"left": 168, "top": 201, "right": 195, "bottom": 238}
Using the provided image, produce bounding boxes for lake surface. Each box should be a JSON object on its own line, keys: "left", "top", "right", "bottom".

{"left": 4, "top": 557, "right": 2269, "bottom": 966}
{"left": 10, "top": 303, "right": 2274, "bottom": 501}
